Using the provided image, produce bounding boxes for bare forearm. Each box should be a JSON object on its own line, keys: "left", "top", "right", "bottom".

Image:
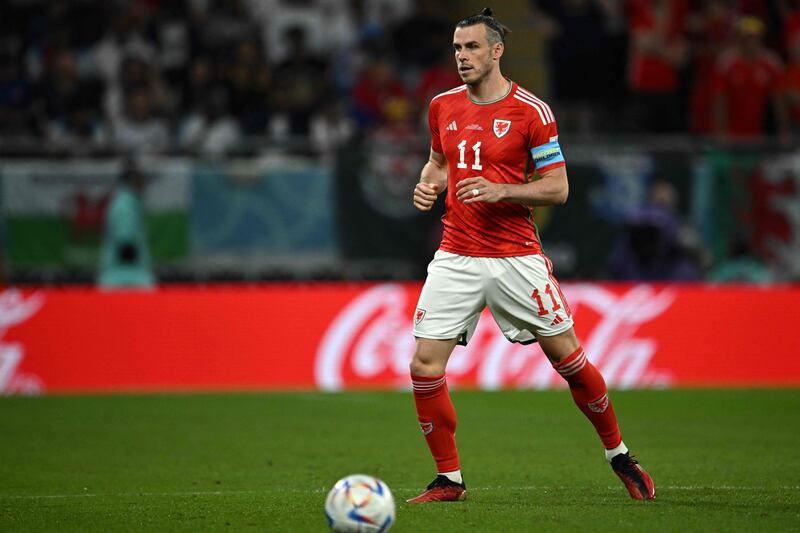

{"left": 420, "top": 161, "right": 447, "bottom": 190}
{"left": 498, "top": 170, "right": 568, "bottom": 206}
{"left": 414, "top": 149, "right": 448, "bottom": 211}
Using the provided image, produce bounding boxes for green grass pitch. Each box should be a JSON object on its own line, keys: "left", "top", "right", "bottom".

{"left": 1, "top": 390, "right": 799, "bottom": 532}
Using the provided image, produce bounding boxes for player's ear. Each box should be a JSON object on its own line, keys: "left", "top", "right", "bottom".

{"left": 493, "top": 42, "right": 504, "bottom": 60}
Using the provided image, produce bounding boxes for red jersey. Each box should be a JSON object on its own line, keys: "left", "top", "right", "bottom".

{"left": 627, "top": 0, "right": 688, "bottom": 93}
{"left": 428, "top": 81, "right": 565, "bottom": 257}
{"left": 712, "top": 49, "right": 783, "bottom": 137}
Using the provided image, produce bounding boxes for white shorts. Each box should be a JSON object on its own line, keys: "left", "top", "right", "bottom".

{"left": 413, "top": 250, "right": 574, "bottom": 345}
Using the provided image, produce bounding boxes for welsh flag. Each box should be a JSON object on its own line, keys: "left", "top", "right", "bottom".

{"left": 1, "top": 159, "right": 190, "bottom": 268}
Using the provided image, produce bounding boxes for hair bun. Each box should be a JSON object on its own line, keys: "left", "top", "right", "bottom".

{"left": 481, "top": 7, "right": 493, "bottom": 17}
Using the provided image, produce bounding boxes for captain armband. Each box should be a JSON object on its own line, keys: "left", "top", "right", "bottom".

{"left": 530, "top": 140, "right": 565, "bottom": 171}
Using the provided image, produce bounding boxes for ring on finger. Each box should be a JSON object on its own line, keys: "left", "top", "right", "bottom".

{"left": 472, "top": 188, "right": 480, "bottom": 197}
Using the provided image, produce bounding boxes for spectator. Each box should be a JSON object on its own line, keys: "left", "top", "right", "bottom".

{"left": 35, "top": 48, "right": 104, "bottom": 133}
{"left": 154, "top": 0, "right": 192, "bottom": 89}
{"left": 178, "top": 86, "right": 242, "bottom": 156}
{"left": 610, "top": 180, "right": 702, "bottom": 281}
{"left": 712, "top": 16, "right": 788, "bottom": 140}
{"left": 271, "top": 26, "right": 330, "bottom": 137}
{"left": 83, "top": 3, "right": 158, "bottom": 85}
{"left": 626, "top": 0, "right": 690, "bottom": 133}
{"left": 46, "top": 97, "right": 108, "bottom": 149}
{"left": 310, "top": 99, "right": 355, "bottom": 162}
{"left": 104, "top": 53, "right": 171, "bottom": 128}
{"left": 98, "top": 161, "right": 155, "bottom": 289}
{"left": 180, "top": 55, "right": 217, "bottom": 116}
{"left": 225, "top": 40, "right": 272, "bottom": 135}
{"left": 686, "top": 0, "right": 735, "bottom": 135}
{"left": 352, "top": 55, "right": 409, "bottom": 129}
{"left": 371, "top": 84, "right": 416, "bottom": 144}
{"left": 322, "top": 0, "right": 363, "bottom": 94}
{"left": 317, "top": 0, "right": 360, "bottom": 60}
{"left": 111, "top": 86, "right": 169, "bottom": 153}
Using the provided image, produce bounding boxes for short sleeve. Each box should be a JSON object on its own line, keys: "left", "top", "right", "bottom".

{"left": 528, "top": 112, "right": 565, "bottom": 174}
{"left": 428, "top": 100, "right": 442, "bottom": 153}
{"left": 528, "top": 113, "right": 558, "bottom": 149}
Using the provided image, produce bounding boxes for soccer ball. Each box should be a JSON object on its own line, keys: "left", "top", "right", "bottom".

{"left": 324, "top": 474, "right": 395, "bottom": 532}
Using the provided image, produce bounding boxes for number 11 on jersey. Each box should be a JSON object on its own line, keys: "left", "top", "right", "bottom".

{"left": 457, "top": 140, "right": 483, "bottom": 170}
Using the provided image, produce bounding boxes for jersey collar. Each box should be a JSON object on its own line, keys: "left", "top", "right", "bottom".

{"left": 467, "top": 78, "right": 514, "bottom": 105}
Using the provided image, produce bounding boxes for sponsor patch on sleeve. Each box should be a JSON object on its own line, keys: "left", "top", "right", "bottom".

{"left": 530, "top": 140, "right": 565, "bottom": 171}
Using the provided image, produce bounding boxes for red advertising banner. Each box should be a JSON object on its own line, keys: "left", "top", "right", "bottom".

{"left": 1, "top": 283, "right": 799, "bottom": 394}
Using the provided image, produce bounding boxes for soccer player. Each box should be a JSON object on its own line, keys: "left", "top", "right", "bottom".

{"left": 407, "top": 8, "right": 655, "bottom": 503}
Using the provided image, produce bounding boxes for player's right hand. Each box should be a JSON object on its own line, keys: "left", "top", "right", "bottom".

{"left": 413, "top": 182, "right": 440, "bottom": 211}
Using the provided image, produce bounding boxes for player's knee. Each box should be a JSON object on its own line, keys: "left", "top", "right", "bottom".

{"left": 409, "top": 357, "right": 440, "bottom": 376}
{"left": 409, "top": 350, "right": 445, "bottom": 377}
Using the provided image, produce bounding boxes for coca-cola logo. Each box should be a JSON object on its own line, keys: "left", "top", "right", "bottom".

{"left": 0, "top": 290, "right": 45, "bottom": 395}
{"left": 314, "top": 283, "right": 675, "bottom": 391}
{"left": 315, "top": 284, "right": 415, "bottom": 391}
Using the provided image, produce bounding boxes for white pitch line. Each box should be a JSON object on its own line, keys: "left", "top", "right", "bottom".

{"left": 473, "top": 485, "right": 800, "bottom": 491}
{"left": 0, "top": 490, "right": 263, "bottom": 500}
{"left": 1, "top": 486, "right": 798, "bottom": 500}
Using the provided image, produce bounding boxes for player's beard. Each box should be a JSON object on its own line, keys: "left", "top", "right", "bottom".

{"left": 463, "top": 64, "right": 491, "bottom": 88}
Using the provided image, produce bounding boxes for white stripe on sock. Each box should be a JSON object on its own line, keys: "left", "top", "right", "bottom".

{"left": 556, "top": 352, "right": 586, "bottom": 376}
{"left": 412, "top": 376, "right": 446, "bottom": 391}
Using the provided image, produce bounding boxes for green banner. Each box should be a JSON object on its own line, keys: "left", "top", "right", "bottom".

{"left": 1, "top": 159, "right": 190, "bottom": 268}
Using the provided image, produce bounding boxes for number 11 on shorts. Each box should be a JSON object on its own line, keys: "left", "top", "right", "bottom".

{"left": 531, "top": 284, "right": 561, "bottom": 316}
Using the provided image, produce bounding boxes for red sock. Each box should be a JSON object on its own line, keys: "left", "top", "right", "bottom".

{"left": 553, "top": 347, "right": 622, "bottom": 449}
{"left": 411, "top": 374, "right": 460, "bottom": 473}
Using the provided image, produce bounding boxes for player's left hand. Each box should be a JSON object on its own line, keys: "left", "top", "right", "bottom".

{"left": 456, "top": 177, "right": 506, "bottom": 204}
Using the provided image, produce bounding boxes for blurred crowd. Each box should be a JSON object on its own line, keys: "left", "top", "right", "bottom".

{"left": 1, "top": 0, "right": 796, "bottom": 286}
{"left": 2, "top": 0, "right": 800, "bottom": 158}
{"left": 534, "top": 0, "right": 800, "bottom": 140}
{"left": 0, "top": 0, "right": 456, "bottom": 156}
